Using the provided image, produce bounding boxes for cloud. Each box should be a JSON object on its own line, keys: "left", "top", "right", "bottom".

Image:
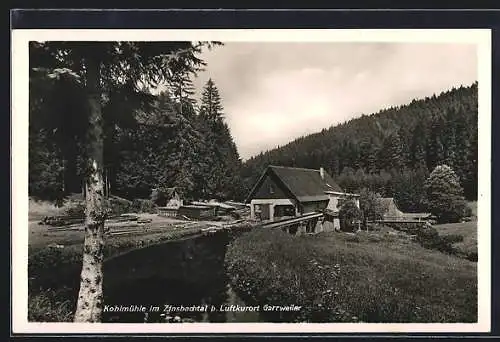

{"left": 192, "top": 42, "right": 477, "bottom": 160}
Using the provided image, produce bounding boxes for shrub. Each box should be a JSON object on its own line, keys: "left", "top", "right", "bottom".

{"left": 29, "top": 247, "right": 83, "bottom": 290}
{"left": 64, "top": 202, "right": 85, "bottom": 219}
{"left": 151, "top": 187, "right": 168, "bottom": 206}
{"left": 344, "top": 233, "right": 361, "bottom": 243}
{"left": 384, "top": 222, "right": 427, "bottom": 235}
{"left": 130, "top": 199, "right": 156, "bottom": 213}
{"left": 366, "top": 234, "right": 382, "bottom": 243}
{"left": 367, "top": 223, "right": 382, "bottom": 231}
{"left": 463, "top": 205, "right": 473, "bottom": 218}
{"left": 358, "top": 188, "right": 384, "bottom": 229}
{"left": 105, "top": 196, "right": 132, "bottom": 216}
{"left": 339, "top": 200, "right": 362, "bottom": 232}
{"left": 466, "top": 252, "right": 478, "bottom": 262}
{"left": 151, "top": 187, "right": 178, "bottom": 207}
{"left": 441, "top": 234, "right": 464, "bottom": 244}
{"left": 28, "top": 288, "right": 74, "bottom": 322}
{"left": 415, "top": 226, "right": 459, "bottom": 255}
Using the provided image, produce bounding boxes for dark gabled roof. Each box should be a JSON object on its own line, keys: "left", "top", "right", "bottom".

{"left": 379, "top": 197, "right": 404, "bottom": 218}
{"left": 165, "top": 187, "right": 179, "bottom": 198}
{"left": 245, "top": 165, "right": 344, "bottom": 204}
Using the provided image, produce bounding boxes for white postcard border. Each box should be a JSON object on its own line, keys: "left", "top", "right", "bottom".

{"left": 11, "top": 28, "right": 492, "bottom": 334}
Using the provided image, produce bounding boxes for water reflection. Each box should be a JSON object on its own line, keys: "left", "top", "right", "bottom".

{"left": 102, "top": 234, "right": 260, "bottom": 323}
{"left": 103, "top": 276, "right": 259, "bottom": 323}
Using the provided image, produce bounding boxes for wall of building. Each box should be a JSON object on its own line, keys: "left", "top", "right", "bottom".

{"left": 327, "top": 194, "right": 360, "bottom": 212}
{"left": 166, "top": 196, "right": 183, "bottom": 209}
{"left": 250, "top": 198, "right": 298, "bottom": 221}
{"left": 253, "top": 174, "right": 289, "bottom": 199}
{"left": 327, "top": 196, "right": 339, "bottom": 211}
{"left": 301, "top": 200, "right": 329, "bottom": 215}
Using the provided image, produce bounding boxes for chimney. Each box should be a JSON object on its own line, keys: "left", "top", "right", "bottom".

{"left": 320, "top": 167, "right": 325, "bottom": 180}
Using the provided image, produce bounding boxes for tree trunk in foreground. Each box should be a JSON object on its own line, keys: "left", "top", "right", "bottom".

{"left": 74, "top": 57, "right": 106, "bottom": 322}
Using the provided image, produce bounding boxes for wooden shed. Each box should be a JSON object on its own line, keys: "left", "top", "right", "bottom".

{"left": 156, "top": 187, "right": 183, "bottom": 217}
{"left": 178, "top": 205, "right": 216, "bottom": 220}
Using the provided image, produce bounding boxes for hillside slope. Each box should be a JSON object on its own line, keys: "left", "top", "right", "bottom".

{"left": 242, "top": 83, "right": 478, "bottom": 202}
{"left": 226, "top": 228, "right": 477, "bottom": 322}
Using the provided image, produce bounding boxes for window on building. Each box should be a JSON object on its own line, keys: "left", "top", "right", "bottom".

{"left": 274, "top": 205, "right": 295, "bottom": 218}
{"left": 269, "top": 184, "right": 275, "bottom": 194}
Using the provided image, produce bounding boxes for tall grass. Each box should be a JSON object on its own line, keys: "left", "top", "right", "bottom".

{"left": 434, "top": 221, "right": 477, "bottom": 261}
{"left": 225, "top": 228, "right": 477, "bottom": 323}
{"left": 28, "top": 288, "right": 75, "bottom": 322}
{"left": 28, "top": 198, "right": 66, "bottom": 221}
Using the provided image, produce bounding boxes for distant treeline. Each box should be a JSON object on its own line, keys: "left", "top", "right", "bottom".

{"left": 242, "top": 83, "right": 478, "bottom": 211}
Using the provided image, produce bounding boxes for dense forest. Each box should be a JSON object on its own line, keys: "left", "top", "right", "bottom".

{"left": 241, "top": 83, "right": 478, "bottom": 211}
{"left": 29, "top": 73, "right": 245, "bottom": 203}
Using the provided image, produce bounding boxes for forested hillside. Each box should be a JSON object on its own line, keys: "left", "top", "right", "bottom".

{"left": 29, "top": 74, "right": 245, "bottom": 202}
{"left": 30, "top": 65, "right": 478, "bottom": 210}
{"left": 242, "top": 83, "right": 478, "bottom": 211}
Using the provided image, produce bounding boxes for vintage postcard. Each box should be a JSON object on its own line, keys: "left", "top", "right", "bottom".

{"left": 11, "top": 28, "right": 491, "bottom": 334}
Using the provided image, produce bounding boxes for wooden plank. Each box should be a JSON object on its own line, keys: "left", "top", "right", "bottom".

{"left": 263, "top": 213, "right": 323, "bottom": 229}
{"left": 373, "top": 220, "right": 427, "bottom": 224}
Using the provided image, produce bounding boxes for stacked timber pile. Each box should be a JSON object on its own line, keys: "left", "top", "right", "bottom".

{"left": 39, "top": 215, "right": 83, "bottom": 227}
{"left": 224, "top": 201, "right": 250, "bottom": 219}
{"left": 41, "top": 213, "right": 142, "bottom": 230}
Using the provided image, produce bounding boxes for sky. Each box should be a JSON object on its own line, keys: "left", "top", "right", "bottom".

{"left": 190, "top": 42, "right": 477, "bottom": 161}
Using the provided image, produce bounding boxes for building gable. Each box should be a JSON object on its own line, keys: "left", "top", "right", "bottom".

{"left": 253, "top": 173, "right": 291, "bottom": 200}
{"left": 245, "top": 165, "right": 344, "bottom": 204}
{"left": 270, "top": 166, "right": 342, "bottom": 200}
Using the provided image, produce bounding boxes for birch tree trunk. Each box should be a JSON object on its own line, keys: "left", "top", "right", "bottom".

{"left": 74, "top": 56, "right": 106, "bottom": 322}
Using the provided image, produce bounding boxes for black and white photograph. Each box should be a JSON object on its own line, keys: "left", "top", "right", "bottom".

{"left": 12, "top": 28, "right": 491, "bottom": 334}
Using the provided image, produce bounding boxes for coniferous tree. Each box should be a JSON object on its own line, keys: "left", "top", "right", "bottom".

{"left": 464, "top": 124, "right": 478, "bottom": 199}
{"left": 443, "top": 109, "right": 458, "bottom": 170}
{"left": 367, "top": 141, "right": 380, "bottom": 174}
{"left": 198, "top": 78, "right": 244, "bottom": 200}
{"left": 387, "top": 132, "right": 403, "bottom": 171}
{"left": 427, "top": 114, "right": 445, "bottom": 170}
{"left": 410, "top": 121, "right": 428, "bottom": 169}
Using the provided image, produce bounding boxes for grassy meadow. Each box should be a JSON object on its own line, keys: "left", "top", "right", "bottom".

{"left": 434, "top": 201, "right": 478, "bottom": 259}
{"left": 225, "top": 228, "right": 477, "bottom": 323}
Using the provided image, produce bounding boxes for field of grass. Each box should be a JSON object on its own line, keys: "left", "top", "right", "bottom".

{"left": 433, "top": 201, "right": 478, "bottom": 258}
{"left": 434, "top": 221, "right": 477, "bottom": 257}
{"left": 226, "top": 228, "right": 477, "bottom": 323}
{"left": 28, "top": 198, "right": 67, "bottom": 221}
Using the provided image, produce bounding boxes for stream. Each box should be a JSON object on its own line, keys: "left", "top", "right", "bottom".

{"left": 101, "top": 232, "right": 260, "bottom": 323}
